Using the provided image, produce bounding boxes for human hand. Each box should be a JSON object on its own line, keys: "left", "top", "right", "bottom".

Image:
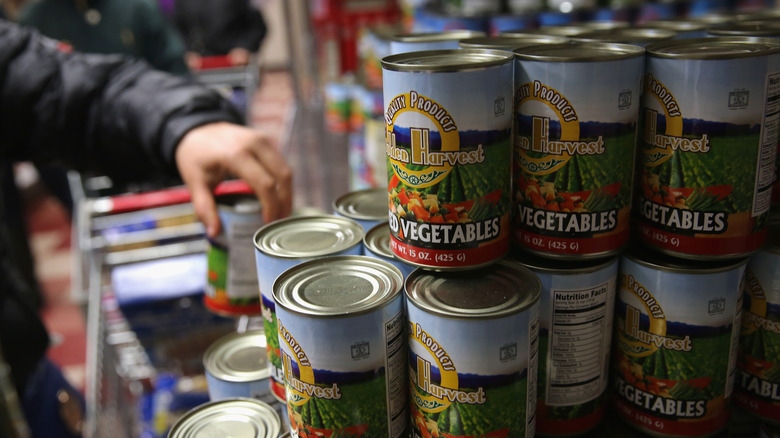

{"left": 227, "top": 48, "right": 251, "bottom": 66}
{"left": 185, "top": 51, "right": 202, "bottom": 70}
{"left": 175, "top": 122, "right": 293, "bottom": 237}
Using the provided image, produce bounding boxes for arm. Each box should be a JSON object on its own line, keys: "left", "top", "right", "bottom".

{"left": 0, "top": 20, "right": 292, "bottom": 230}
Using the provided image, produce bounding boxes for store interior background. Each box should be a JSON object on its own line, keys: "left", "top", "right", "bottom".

{"left": 15, "top": 0, "right": 780, "bottom": 436}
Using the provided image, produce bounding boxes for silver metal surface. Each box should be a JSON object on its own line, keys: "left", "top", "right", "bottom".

{"left": 253, "top": 215, "right": 364, "bottom": 259}
{"left": 168, "top": 398, "right": 281, "bottom": 438}
{"left": 405, "top": 258, "right": 541, "bottom": 318}
{"left": 332, "top": 187, "right": 388, "bottom": 221}
{"left": 646, "top": 36, "right": 780, "bottom": 59}
{"left": 273, "top": 255, "right": 404, "bottom": 317}
{"left": 203, "top": 330, "right": 269, "bottom": 383}
{"left": 382, "top": 49, "right": 514, "bottom": 72}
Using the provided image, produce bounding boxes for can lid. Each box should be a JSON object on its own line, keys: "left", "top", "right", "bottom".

{"left": 502, "top": 25, "right": 594, "bottom": 37}
{"left": 582, "top": 20, "right": 631, "bottom": 31}
{"left": 624, "top": 243, "right": 748, "bottom": 273}
{"left": 168, "top": 398, "right": 281, "bottom": 438}
{"left": 514, "top": 41, "right": 645, "bottom": 62}
{"left": 736, "top": 9, "right": 780, "bottom": 21}
{"left": 511, "top": 249, "right": 618, "bottom": 274}
{"left": 458, "top": 34, "right": 569, "bottom": 50}
{"left": 332, "top": 188, "right": 388, "bottom": 221}
{"left": 363, "top": 221, "right": 394, "bottom": 259}
{"left": 203, "top": 330, "right": 269, "bottom": 383}
{"left": 253, "top": 215, "right": 363, "bottom": 259}
{"left": 273, "top": 255, "right": 404, "bottom": 317}
{"left": 691, "top": 13, "right": 737, "bottom": 26}
{"left": 646, "top": 36, "right": 780, "bottom": 59}
{"left": 571, "top": 27, "right": 677, "bottom": 44}
{"left": 405, "top": 258, "right": 541, "bottom": 319}
{"left": 381, "top": 49, "right": 514, "bottom": 72}
{"left": 639, "top": 19, "right": 708, "bottom": 33}
{"left": 389, "top": 29, "right": 486, "bottom": 43}
{"left": 708, "top": 21, "right": 780, "bottom": 37}
{"left": 217, "top": 193, "right": 262, "bottom": 214}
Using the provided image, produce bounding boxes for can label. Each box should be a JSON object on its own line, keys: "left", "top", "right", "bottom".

{"left": 734, "top": 250, "right": 780, "bottom": 422}
{"left": 384, "top": 61, "right": 513, "bottom": 269}
{"left": 259, "top": 255, "right": 363, "bottom": 402}
{"left": 533, "top": 259, "right": 618, "bottom": 436}
{"left": 407, "top": 304, "right": 539, "bottom": 438}
{"left": 205, "top": 208, "right": 263, "bottom": 315}
{"left": 637, "top": 59, "right": 780, "bottom": 257}
{"left": 613, "top": 256, "right": 745, "bottom": 436}
{"left": 277, "top": 306, "right": 407, "bottom": 438}
{"left": 261, "top": 293, "right": 286, "bottom": 401}
{"left": 513, "top": 58, "right": 642, "bottom": 257}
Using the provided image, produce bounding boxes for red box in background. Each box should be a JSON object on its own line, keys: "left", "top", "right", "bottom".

{"left": 311, "top": 0, "right": 400, "bottom": 80}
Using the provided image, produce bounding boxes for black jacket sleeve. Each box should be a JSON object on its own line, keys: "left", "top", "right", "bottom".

{"left": 0, "top": 19, "right": 246, "bottom": 394}
{"left": 0, "top": 19, "right": 243, "bottom": 181}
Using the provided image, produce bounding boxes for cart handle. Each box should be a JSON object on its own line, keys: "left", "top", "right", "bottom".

{"left": 195, "top": 55, "right": 238, "bottom": 70}
{"left": 91, "top": 179, "right": 252, "bottom": 214}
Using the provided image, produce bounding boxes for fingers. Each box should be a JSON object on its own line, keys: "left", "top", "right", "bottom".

{"left": 175, "top": 122, "right": 293, "bottom": 230}
{"left": 189, "top": 178, "right": 221, "bottom": 238}
{"left": 232, "top": 145, "right": 292, "bottom": 223}
{"left": 246, "top": 137, "right": 293, "bottom": 220}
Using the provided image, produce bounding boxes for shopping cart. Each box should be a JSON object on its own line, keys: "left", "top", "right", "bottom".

{"left": 191, "top": 55, "right": 261, "bottom": 121}
{"left": 77, "top": 180, "right": 259, "bottom": 438}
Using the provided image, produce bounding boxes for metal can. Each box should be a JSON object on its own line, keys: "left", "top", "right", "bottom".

{"left": 363, "top": 221, "right": 416, "bottom": 279}
{"left": 691, "top": 13, "right": 736, "bottom": 27}
{"left": 613, "top": 247, "right": 747, "bottom": 437}
{"left": 167, "top": 397, "right": 281, "bottom": 438}
{"left": 365, "top": 116, "right": 390, "bottom": 190}
{"left": 358, "top": 24, "right": 398, "bottom": 90}
{"left": 405, "top": 259, "right": 542, "bottom": 438}
{"left": 388, "top": 29, "right": 486, "bottom": 55}
{"left": 273, "top": 256, "right": 407, "bottom": 438}
{"left": 383, "top": 49, "right": 514, "bottom": 270}
{"left": 253, "top": 215, "right": 364, "bottom": 403}
{"left": 708, "top": 21, "right": 780, "bottom": 38}
{"left": 501, "top": 25, "right": 595, "bottom": 38}
{"left": 581, "top": 20, "right": 632, "bottom": 31}
{"left": 512, "top": 252, "right": 618, "bottom": 436}
{"left": 203, "top": 330, "right": 273, "bottom": 403}
{"left": 458, "top": 34, "right": 570, "bottom": 51}
{"left": 333, "top": 187, "right": 389, "bottom": 231}
{"left": 324, "top": 80, "right": 354, "bottom": 134}
{"left": 513, "top": 42, "right": 644, "bottom": 259}
{"left": 636, "top": 37, "right": 780, "bottom": 259}
{"left": 734, "top": 227, "right": 780, "bottom": 424}
{"left": 570, "top": 27, "right": 678, "bottom": 46}
{"left": 205, "top": 194, "right": 264, "bottom": 316}
{"left": 703, "top": 28, "right": 780, "bottom": 214}
{"left": 639, "top": 20, "right": 711, "bottom": 39}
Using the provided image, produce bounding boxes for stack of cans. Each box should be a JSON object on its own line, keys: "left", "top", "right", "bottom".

{"left": 198, "top": 17, "right": 780, "bottom": 438}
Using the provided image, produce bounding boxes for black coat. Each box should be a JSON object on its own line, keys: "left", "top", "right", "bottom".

{"left": 0, "top": 19, "right": 242, "bottom": 393}
{"left": 173, "top": 0, "right": 267, "bottom": 56}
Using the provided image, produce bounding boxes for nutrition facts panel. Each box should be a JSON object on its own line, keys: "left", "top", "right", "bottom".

{"left": 385, "top": 310, "right": 408, "bottom": 437}
{"left": 546, "top": 283, "right": 611, "bottom": 405}
{"left": 755, "top": 71, "right": 780, "bottom": 216}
